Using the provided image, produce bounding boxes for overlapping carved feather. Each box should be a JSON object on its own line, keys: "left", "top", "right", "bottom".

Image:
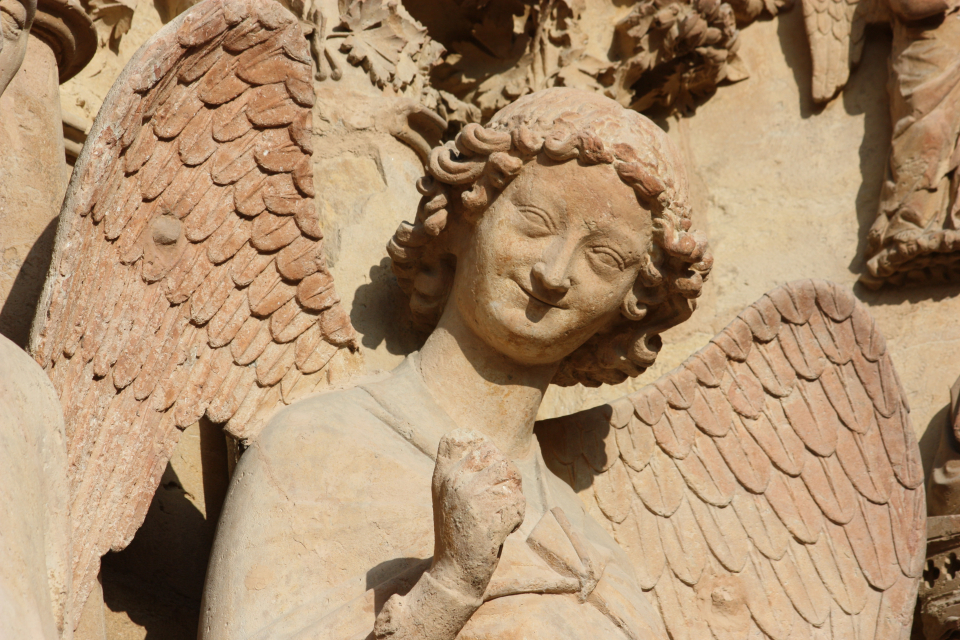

{"left": 28, "top": 0, "right": 357, "bottom": 624}
{"left": 800, "top": 0, "right": 869, "bottom": 102}
{"left": 537, "top": 280, "right": 924, "bottom": 640}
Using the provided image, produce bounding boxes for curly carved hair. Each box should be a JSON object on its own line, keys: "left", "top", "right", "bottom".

{"left": 387, "top": 88, "right": 712, "bottom": 387}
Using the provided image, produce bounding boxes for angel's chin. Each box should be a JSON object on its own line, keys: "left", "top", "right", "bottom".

{"left": 476, "top": 308, "right": 586, "bottom": 366}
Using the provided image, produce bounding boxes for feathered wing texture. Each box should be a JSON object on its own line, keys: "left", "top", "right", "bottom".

{"left": 537, "top": 280, "right": 924, "bottom": 640}
{"left": 801, "top": 0, "right": 865, "bottom": 103}
{"left": 28, "top": 0, "right": 357, "bottom": 624}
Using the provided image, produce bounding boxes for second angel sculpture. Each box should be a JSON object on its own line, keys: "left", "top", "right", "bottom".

{"left": 800, "top": 0, "right": 960, "bottom": 286}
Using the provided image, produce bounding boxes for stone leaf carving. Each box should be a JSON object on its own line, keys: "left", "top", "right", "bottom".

{"left": 337, "top": 0, "right": 444, "bottom": 93}
{"left": 28, "top": 0, "right": 357, "bottom": 625}
{"left": 432, "top": 0, "right": 788, "bottom": 121}
{"left": 799, "top": 0, "right": 960, "bottom": 287}
{"left": 609, "top": 0, "right": 745, "bottom": 113}
{"left": 85, "top": 0, "right": 136, "bottom": 48}
{"left": 536, "top": 279, "right": 925, "bottom": 640}
{"left": 296, "top": 0, "right": 477, "bottom": 126}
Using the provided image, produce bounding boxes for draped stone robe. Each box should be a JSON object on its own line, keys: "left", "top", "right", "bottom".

{"left": 200, "top": 355, "right": 667, "bottom": 640}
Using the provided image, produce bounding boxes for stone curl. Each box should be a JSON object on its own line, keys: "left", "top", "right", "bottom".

{"left": 387, "top": 89, "right": 712, "bottom": 387}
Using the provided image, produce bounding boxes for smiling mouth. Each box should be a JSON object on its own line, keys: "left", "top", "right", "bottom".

{"left": 516, "top": 282, "right": 563, "bottom": 309}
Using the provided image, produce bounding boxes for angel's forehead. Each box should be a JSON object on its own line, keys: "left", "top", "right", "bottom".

{"left": 507, "top": 161, "right": 649, "bottom": 232}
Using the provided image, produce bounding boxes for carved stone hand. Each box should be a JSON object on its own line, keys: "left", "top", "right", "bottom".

{"left": 429, "top": 429, "right": 526, "bottom": 600}
{"left": 374, "top": 430, "right": 524, "bottom": 640}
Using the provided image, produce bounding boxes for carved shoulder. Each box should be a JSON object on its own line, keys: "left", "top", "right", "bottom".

{"left": 203, "top": 387, "right": 437, "bottom": 639}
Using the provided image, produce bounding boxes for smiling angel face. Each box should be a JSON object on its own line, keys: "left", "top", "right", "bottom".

{"left": 389, "top": 88, "right": 711, "bottom": 386}
{"left": 452, "top": 159, "right": 652, "bottom": 366}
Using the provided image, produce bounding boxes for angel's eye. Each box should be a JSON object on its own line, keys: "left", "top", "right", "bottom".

{"left": 516, "top": 206, "right": 554, "bottom": 236}
{"left": 590, "top": 246, "right": 625, "bottom": 271}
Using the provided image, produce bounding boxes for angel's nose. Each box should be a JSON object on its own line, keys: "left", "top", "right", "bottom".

{"left": 532, "top": 241, "right": 574, "bottom": 293}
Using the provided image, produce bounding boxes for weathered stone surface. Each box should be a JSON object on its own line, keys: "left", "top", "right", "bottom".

{"left": 538, "top": 12, "right": 959, "bottom": 480}
{"left": 539, "top": 279, "right": 924, "bottom": 640}
{"left": 0, "top": 334, "right": 71, "bottom": 640}
{"left": 795, "top": 0, "right": 960, "bottom": 287}
{"left": 29, "top": 0, "right": 359, "bottom": 628}
{"left": 201, "top": 88, "right": 922, "bottom": 640}
{"left": 59, "top": 0, "right": 187, "bottom": 130}
{"left": 0, "top": 0, "right": 36, "bottom": 94}
{"left": 0, "top": 0, "right": 952, "bottom": 636}
{"left": 0, "top": 35, "right": 68, "bottom": 346}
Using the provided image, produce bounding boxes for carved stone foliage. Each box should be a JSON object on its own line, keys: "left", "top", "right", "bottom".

{"left": 337, "top": 0, "right": 443, "bottom": 93}
{"left": 537, "top": 279, "right": 925, "bottom": 640}
{"left": 920, "top": 375, "right": 960, "bottom": 639}
{"left": 29, "top": 0, "right": 358, "bottom": 625}
{"left": 428, "top": 0, "right": 788, "bottom": 121}
{"left": 919, "top": 516, "right": 960, "bottom": 640}
{"left": 293, "top": 0, "right": 478, "bottom": 127}
{"left": 610, "top": 0, "right": 747, "bottom": 113}
{"left": 799, "top": 0, "right": 960, "bottom": 287}
{"left": 83, "top": 0, "right": 136, "bottom": 48}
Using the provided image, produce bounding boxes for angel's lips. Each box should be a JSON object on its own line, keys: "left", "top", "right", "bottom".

{"left": 515, "top": 281, "right": 565, "bottom": 309}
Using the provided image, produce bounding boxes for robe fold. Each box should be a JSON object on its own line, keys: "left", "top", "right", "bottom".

{"left": 201, "top": 355, "right": 666, "bottom": 640}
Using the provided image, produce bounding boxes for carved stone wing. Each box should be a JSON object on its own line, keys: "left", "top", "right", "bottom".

{"left": 536, "top": 280, "right": 924, "bottom": 640}
{"left": 801, "top": 0, "right": 865, "bottom": 103}
{"left": 28, "top": 0, "right": 356, "bottom": 624}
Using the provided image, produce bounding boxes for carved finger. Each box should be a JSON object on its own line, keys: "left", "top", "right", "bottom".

{"left": 435, "top": 429, "right": 487, "bottom": 478}
{"left": 470, "top": 458, "right": 522, "bottom": 493}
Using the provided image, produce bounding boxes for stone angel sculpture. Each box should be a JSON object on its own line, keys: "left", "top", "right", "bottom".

{"left": 798, "top": 0, "right": 960, "bottom": 286}
{"left": 26, "top": 0, "right": 364, "bottom": 628}
{"left": 200, "top": 87, "right": 925, "bottom": 640}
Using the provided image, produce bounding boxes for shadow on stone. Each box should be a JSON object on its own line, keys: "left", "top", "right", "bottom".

{"left": 841, "top": 25, "right": 893, "bottom": 276}
{"left": 920, "top": 404, "right": 950, "bottom": 485}
{"left": 350, "top": 257, "right": 425, "bottom": 356}
{"left": 0, "top": 215, "right": 58, "bottom": 347}
{"left": 775, "top": 6, "right": 820, "bottom": 119}
{"left": 101, "top": 421, "right": 230, "bottom": 639}
{"left": 365, "top": 557, "right": 431, "bottom": 616}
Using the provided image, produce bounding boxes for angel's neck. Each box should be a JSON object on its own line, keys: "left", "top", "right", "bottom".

{"left": 418, "top": 308, "right": 556, "bottom": 460}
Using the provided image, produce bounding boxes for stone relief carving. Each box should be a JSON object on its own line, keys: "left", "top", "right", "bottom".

{"left": 199, "top": 87, "right": 923, "bottom": 639}
{"left": 0, "top": 0, "right": 946, "bottom": 634}
{"left": 280, "top": 0, "right": 479, "bottom": 128}
{"left": 0, "top": 9, "right": 74, "bottom": 638}
{"left": 799, "top": 0, "right": 960, "bottom": 287}
{"left": 28, "top": 0, "right": 360, "bottom": 624}
{"left": 0, "top": 0, "right": 36, "bottom": 93}
{"left": 537, "top": 279, "right": 925, "bottom": 639}
{"left": 84, "top": 0, "right": 135, "bottom": 48}
{"left": 427, "top": 0, "right": 789, "bottom": 122}
{"left": 0, "top": 0, "right": 95, "bottom": 347}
